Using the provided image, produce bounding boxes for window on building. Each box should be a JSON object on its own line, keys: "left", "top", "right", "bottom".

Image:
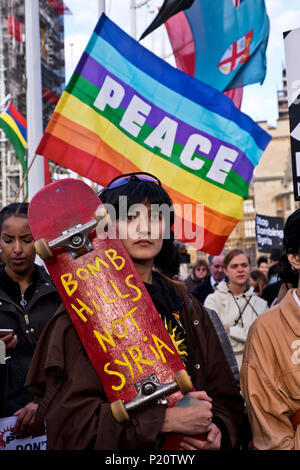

{"left": 244, "top": 219, "right": 255, "bottom": 238}
{"left": 243, "top": 199, "right": 254, "bottom": 214}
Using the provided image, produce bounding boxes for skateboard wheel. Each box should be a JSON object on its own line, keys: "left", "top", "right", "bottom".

{"left": 111, "top": 399, "right": 130, "bottom": 423}
{"left": 35, "top": 238, "right": 53, "bottom": 260}
{"left": 174, "top": 369, "right": 193, "bottom": 394}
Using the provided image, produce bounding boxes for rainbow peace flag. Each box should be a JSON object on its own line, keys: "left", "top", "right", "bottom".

{"left": 36, "top": 14, "right": 271, "bottom": 254}
{"left": 0, "top": 102, "right": 27, "bottom": 173}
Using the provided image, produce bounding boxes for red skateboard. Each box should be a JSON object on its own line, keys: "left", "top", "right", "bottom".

{"left": 28, "top": 178, "right": 194, "bottom": 447}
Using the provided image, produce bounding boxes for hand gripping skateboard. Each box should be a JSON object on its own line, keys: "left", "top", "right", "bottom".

{"left": 28, "top": 179, "right": 195, "bottom": 448}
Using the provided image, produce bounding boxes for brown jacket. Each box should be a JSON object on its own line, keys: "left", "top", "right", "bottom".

{"left": 241, "top": 289, "right": 300, "bottom": 449}
{"left": 26, "top": 275, "right": 243, "bottom": 450}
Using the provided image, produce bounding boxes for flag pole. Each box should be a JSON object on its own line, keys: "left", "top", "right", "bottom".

{"left": 98, "top": 0, "right": 106, "bottom": 15}
{"left": 130, "top": 0, "right": 137, "bottom": 40}
{"left": 0, "top": 3, "right": 8, "bottom": 208}
{"left": 25, "top": 0, "right": 44, "bottom": 201}
{"left": 13, "top": 153, "right": 39, "bottom": 202}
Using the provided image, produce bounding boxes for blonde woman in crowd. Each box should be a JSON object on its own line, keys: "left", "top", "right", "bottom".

{"left": 204, "top": 249, "right": 268, "bottom": 370}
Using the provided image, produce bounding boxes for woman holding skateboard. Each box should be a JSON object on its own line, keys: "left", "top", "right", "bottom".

{"left": 0, "top": 202, "right": 61, "bottom": 434}
{"left": 26, "top": 173, "right": 244, "bottom": 450}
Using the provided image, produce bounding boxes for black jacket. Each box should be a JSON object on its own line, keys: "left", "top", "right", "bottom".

{"left": 192, "top": 276, "right": 214, "bottom": 305}
{"left": 0, "top": 264, "right": 61, "bottom": 417}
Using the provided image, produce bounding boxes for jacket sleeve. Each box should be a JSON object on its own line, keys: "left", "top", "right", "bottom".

{"left": 229, "top": 325, "right": 248, "bottom": 343}
{"left": 203, "top": 293, "right": 218, "bottom": 312}
{"left": 26, "top": 311, "right": 166, "bottom": 450}
{"left": 240, "top": 320, "right": 295, "bottom": 450}
{"left": 191, "top": 298, "right": 244, "bottom": 449}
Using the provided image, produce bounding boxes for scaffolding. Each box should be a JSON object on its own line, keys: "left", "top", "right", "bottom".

{"left": 0, "top": 0, "right": 68, "bottom": 207}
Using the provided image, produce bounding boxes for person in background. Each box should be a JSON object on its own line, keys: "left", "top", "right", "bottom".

{"left": 0, "top": 203, "right": 61, "bottom": 435}
{"left": 185, "top": 258, "right": 209, "bottom": 294}
{"left": 241, "top": 208, "right": 300, "bottom": 449}
{"left": 203, "top": 249, "right": 268, "bottom": 371}
{"left": 26, "top": 172, "right": 244, "bottom": 451}
{"left": 249, "top": 269, "right": 268, "bottom": 298}
{"left": 185, "top": 260, "right": 239, "bottom": 389}
{"left": 262, "top": 248, "right": 283, "bottom": 307}
{"left": 187, "top": 261, "right": 239, "bottom": 389}
{"left": 268, "top": 248, "right": 282, "bottom": 284}
{"left": 192, "top": 255, "right": 225, "bottom": 305}
{"left": 257, "top": 256, "right": 269, "bottom": 278}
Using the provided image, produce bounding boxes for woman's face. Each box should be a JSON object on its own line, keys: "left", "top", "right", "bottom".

{"left": 116, "top": 201, "right": 165, "bottom": 264}
{"left": 0, "top": 216, "right": 36, "bottom": 277}
{"left": 194, "top": 265, "right": 208, "bottom": 280}
{"left": 225, "top": 253, "right": 250, "bottom": 287}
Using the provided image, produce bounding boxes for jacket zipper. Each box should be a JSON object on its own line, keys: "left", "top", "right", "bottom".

{"left": 20, "top": 294, "right": 27, "bottom": 308}
{"left": 0, "top": 295, "right": 30, "bottom": 329}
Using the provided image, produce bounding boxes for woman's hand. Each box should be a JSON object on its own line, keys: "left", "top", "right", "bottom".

{"left": 13, "top": 402, "right": 38, "bottom": 436}
{"left": 161, "top": 391, "right": 213, "bottom": 435}
{"left": 180, "top": 423, "right": 222, "bottom": 450}
{"left": 1, "top": 332, "right": 18, "bottom": 351}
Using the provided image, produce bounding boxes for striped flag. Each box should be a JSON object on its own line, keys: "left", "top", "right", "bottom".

{"left": 0, "top": 102, "right": 27, "bottom": 173}
{"left": 35, "top": 15, "right": 271, "bottom": 254}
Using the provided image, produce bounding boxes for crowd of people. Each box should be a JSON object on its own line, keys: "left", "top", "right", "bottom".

{"left": 0, "top": 172, "right": 300, "bottom": 451}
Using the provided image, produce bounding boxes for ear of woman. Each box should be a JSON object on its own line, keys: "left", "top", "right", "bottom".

{"left": 287, "top": 253, "right": 300, "bottom": 271}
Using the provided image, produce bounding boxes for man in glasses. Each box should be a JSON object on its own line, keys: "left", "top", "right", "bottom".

{"left": 192, "top": 255, "right": 225, "bottom": 305}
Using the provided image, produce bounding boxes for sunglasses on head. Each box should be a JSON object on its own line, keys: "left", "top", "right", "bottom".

{"left": 105, "top": 172, "right": 161, "bottom": 190}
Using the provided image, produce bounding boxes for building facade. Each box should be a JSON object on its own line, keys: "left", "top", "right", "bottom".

{"left": 0, "top": 0, "right": 67, "bottom": 206}
{"left": 187, "top": 69, "right": 298, "bottom": 270}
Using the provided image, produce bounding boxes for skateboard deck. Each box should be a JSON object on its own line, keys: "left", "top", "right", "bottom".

{"left": 28, "top": 178, "right": 194, "bottom": 448}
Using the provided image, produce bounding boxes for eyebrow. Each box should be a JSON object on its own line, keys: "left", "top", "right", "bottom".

{"left": 230, "top": 263, "right": 249, "bottom": 267}
{"left": 2, "top": 233, "right": 32, "bottom": 238}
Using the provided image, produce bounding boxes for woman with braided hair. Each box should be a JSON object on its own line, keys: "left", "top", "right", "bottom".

{"left": 241, "top": 208, "right": 300, "bottom": 449}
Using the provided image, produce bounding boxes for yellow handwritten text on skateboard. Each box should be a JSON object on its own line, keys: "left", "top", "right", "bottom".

{"left": 58, "top": 248, "right": 177, "bottom": 392}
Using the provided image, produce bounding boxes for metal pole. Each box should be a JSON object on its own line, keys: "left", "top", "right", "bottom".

{"left": 130, "top": 0, "right": 137, "bottom": 40}
{"left": 0, "top": 1, "right": 7, "bottom": 208}
{"left": 25, "top": 0, "right": 44, "bottom": 200}
{"left": 98, "top": 0, "right": 106, "bottom": 15}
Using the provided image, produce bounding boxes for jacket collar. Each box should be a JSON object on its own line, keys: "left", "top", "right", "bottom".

{"left": 0, "top": 263, "right": 56, "bottom": 305}
{"left": 280, "top": 289, "right": 300, "bottom": 336}
{"left": 215, "top": 280, "right": 254, "bottom": 296}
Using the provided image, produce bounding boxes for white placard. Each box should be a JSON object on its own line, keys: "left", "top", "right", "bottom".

{"left": 0, "top": 416, "right": 46, "bottom": 450}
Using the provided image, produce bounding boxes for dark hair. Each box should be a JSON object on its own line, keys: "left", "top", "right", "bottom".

{"left": 283, "top": 208, "right": 300, "bottom": 255}
{"left": 193, "top": 258, "right": 209, "bottom": 275}
{"left": 0, "top": 202, "right": 29, "bottom": 233}
{"left": 257, "top": 256, "right": 268, "bottom": 267}
{"left": 223, "top": 249, "right": 250, "bottom": 269}
{"left": 278, "top": 209, "right": 300, "bottom": 287}
{"left": 270, "top": 247, "right": 282, "bottom": 262}
{"left": 98, "top": 178, "right": 178, "bottom": 275}
{"left": 250, "top": 269, "right": 268, "bottom": 286}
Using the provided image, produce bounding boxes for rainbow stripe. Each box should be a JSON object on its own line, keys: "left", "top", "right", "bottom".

{"left": 0, "top": 102, "right": 27, "bottom": 172}
{"left": 36, "top": 14, "right": 271, "bottom": 254}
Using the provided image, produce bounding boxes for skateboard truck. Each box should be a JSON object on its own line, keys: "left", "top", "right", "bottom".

{"left": 111, "top": 369, "right": 192, "bottom": 423}
{"left": 35, "top": 219, "right": 98, "bottom": 260}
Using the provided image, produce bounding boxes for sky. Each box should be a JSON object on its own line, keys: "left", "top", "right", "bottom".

{"left": 63, "top": 0, "right": 300, "bottom": 126}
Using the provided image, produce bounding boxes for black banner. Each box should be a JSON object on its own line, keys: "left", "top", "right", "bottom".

{"left": 284, "top": 28, "right": 300, "bottom": 200}
{"left": 139, "top": 0, "right": 194, "bottom": 40}
{"left": 255, "top": 214, "right": 284, "bottom": 253}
